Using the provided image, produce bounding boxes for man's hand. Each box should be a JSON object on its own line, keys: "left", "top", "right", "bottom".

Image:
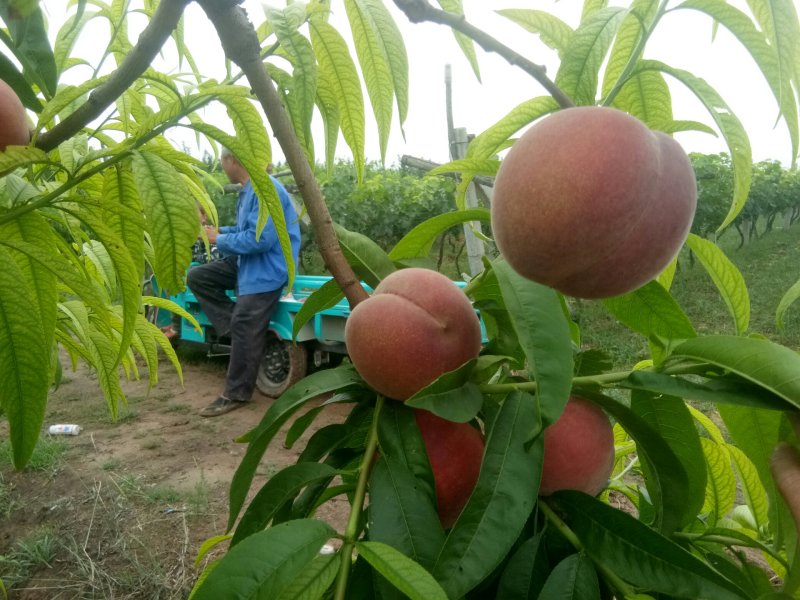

{"left": 203, "top": 225, "right": 219, "bottom": 244}
{"left": 772, "top": 412, "right": 800, "bottom": 529}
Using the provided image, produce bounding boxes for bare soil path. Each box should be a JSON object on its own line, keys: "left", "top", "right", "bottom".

{"left": 0, "top": 350, "right": 350, "bottom": 599}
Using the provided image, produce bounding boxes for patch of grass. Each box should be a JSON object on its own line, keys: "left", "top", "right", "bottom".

{"left": 153, "top": 390, "right": 175, "bottom": 402}
{"left": 112, "top": 408, "right": 140, "bottom": 424}
{"left": 575, "top": 221, "right": 800, "bottom": 368}
{"left": 145, "top": 485, "right": 182, "bottom": 505}
{"left": 0, "top": 528, "right": 56, "bottom": 588}
{"left": 0, "top": 474, "right": 16, "bottom": 518}
{"left": 140, "top": 437, "right": 162, "bottom": 450}
{"left": 160, "top": 403, "right": 191, "bottom": 415}
{"left": 186, "top": 473, "right": 210, "bottom": 516}
{"left": 101, "top": 458, "right": 122, "bottom": 471}
{"left": 0, "top": 436, "right": 67, "bottom": 475}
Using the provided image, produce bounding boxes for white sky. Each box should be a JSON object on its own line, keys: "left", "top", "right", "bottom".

{"left": 39, "top": 1, "right": 796, "bottom": 167}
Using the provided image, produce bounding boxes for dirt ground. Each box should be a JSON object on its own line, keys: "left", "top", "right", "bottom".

{"left": 0, "top": 349, "right": 352, "bottom": 599}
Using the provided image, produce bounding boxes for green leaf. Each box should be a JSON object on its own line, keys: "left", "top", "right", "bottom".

{"left": 677, "top": 0, "right": 799, "bottom": 164}
{"left": 602, "top": 281, "right": 696, "bottom": 341}
{"left": 309, "top": 16, "right": 365, "bottom": 181}
{"left": 467, "top": 96, "right": 559, "bottom": 160}
{"left": 427, "top": 158, "right": 499, "bottom": 179}
{"left": 717, "top": 405, "right": 792, "bottom": 550}
{"left": 191, "top": 519, "right": 335, "bottom": 600}
{"left": 633, "top": 60, "right": 751, "bottom": 231}
{"left": 228, "top": 365, "right": 365, "bottom": 530}
{"left": 435, "top": 0, "right": 480, "bottom": 80}
{"left": 699, "top": 437, "right": 736, "bottom": 523}
{"left": 664, "top": 335, "right": 800, "bottom": 409}
{"left": 232, "top": 463, "right": 338, "bottom": 545}
{"left": 360, "top": 0, "right": 408, "bottom": 127}
{"left": 685, "top": 234, "right": 750, "bottom": 335}
{"left": 291, "top": 278, "right": 345, "bottom": 341}
{"left": 270, "top": 7, "right": 316, "bottom": 159}
{"left": 630, "top": 392, "right": 707, "bottom": 528}
{"left": 0, "top": 145, "right": 49, "bottom": 173}
{"left": 389, "top": 209, "right": 490, "bottom": 261}
{"left": 537, "top": 553, "right": 601, "bottom": 600}
{"left": 53, "top": 8, "right": 95, "bottom": 78}
{"left": 75, "top": 206, "right": 140, "bottom": 366}
{"left": 601, "top": 0, "right": 659, "bottom": 99}
{"left": 497, "top": 9, "right": 574, "bottom": 55}
{"left": 405, "top": 359, "right": 482, "bottom": 423}
{"left": 275, "top": 553, "right": 338, "bottom": 600}
{"left": 585, "top": 393, "right": 689, "bottom": 535}
{"left": 194, "top": 534, "right": 232, "bottom": 569}
{"left": 356, "top": 541, "right": 448, "bottom": 600}
{"left": 620, "top": 370, "right": 792, "bottom": 411}
{"left": 611, "top": 71, "right": 674, "bottom": 130}
{"left": 496, "top": 531, "right": 549, "bottom": 600}
{"left": 377, "top": 401, "right": 437, "bottom": 507}
{"left": 345, "top": 0, "right": 395, "bottom": 162}
{"left": 35, "top": 74, "right": 111, "bottom": 130}
{"left": 433, "top": 391, "right": 543, "bottom": 599}
{"left": 103, "top": 165, "right": 145, "bottom": 284}
{"left": 555, "top": 7, "right": 628, "bottom": 105}
{"left": 333, "top": 222, "right": 395, "bottom": 287}
{"left": 726, "top": 444, "right": 770, "bottom": 533}
{"left": 131, "top": 151, "right": 196, "bottom": 294}
{"left": 553, "top": 491, "right": 750, "bottom": 599}
{"left": 369, "top": 455, "right": 445, "bottom": 573}
{"left": 0, "top": 247, "right": 49, "bottom": 469}
{"left": 776, "top": 276, "right": 800, "bottom": 332}
{"left": 0, "top": 3, "right": 57, "bottom": 97}
{"left": 0, "top": 51, "right": 40, "bottom": 110}
{"left": 493, "top": 259, "right": 574, "bottom": 427}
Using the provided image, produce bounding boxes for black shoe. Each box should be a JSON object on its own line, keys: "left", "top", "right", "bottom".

{"left": 199, "top": 395, "right": 246, "bottom": 417}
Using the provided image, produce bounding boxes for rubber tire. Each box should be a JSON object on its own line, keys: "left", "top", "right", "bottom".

{"left": 256, "top": 334, "right": 308, "bottom": 398}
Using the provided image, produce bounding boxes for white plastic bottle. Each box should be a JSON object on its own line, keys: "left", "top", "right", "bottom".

{"left": 48, "top": 424, "right": 82, "bottom": 435}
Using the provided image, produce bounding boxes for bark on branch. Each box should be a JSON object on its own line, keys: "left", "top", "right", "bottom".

{"left": 392, "top": 0, "right": 575, "bottom": 109}
{"left": 36, "top": 0, "right": 190, "bottom": 152}
{"left": 196, "top": 0, "right": 368, "bottom": 308}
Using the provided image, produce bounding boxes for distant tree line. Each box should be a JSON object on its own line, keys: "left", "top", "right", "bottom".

{"left": 691, "top": 154, "right": 800, "bottom": 247}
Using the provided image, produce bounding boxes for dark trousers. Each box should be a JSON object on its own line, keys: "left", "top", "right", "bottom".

{"left": 186, "top": 256, "right": 282, "bottom": 402}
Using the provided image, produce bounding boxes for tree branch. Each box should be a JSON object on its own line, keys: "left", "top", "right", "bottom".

{"left": 392, "top": 0, "right": 574, "bottom": 109}
{"left": 35, "top": 0, "right": 190, "bottom": 152}
{"left": 196, "top": 0, "right": 368, "bottom": 308}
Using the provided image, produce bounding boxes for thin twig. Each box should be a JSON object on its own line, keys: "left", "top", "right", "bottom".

{"left": 35, "top": 0, "right": 190, "bottom": 152}
{"left": 392, "top": 0, "right": 574, "bottom": 109}
{"left": 196, "top": 0, "right": 369, "bottom": 308}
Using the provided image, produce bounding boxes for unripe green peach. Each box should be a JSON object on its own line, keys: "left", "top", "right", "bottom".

{"left": 539, "top": 397, "right": 614, "bottom": 497}
{"left": 0, "top": 79, "right": 30, "bottom": 152}
{"left": 415, "top": 409, "right": 484, "bottom": 529}
{"left": 492, "top": 106, "right": 697, "bottom": 299}
{"left": 345, "top": 268, "right": 482, "bottom": 400}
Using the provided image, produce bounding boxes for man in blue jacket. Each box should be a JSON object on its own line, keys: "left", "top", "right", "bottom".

{"left": 187, "top": 148, "right": 301, "bottom": 417}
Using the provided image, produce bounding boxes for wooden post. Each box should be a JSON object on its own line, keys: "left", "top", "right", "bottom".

{"left": 453, "top": 127, "right": 486, "bottom": 276}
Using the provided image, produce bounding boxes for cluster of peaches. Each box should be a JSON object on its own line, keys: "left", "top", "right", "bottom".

{"left": 345, "top": 106, "right": 698, "bottom": 527}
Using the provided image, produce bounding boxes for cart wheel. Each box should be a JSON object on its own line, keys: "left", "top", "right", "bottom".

{"left": 257, "top": 334, "right": 307, "bottom": 397}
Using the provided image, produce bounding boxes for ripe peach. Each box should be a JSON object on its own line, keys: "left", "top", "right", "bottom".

{"left": 491, "top": 106, "right": 697, "bottom": 299}
{"left": 415, "top": 409, "right": 484, "bottom": 528}
{"left": 344, "top": 268, "right": 482, "bottom": 400}
{"left": 0, "top": 79, "right": 30, "bottom": 151}
{"left": 539, "top": 397, "right": 614, "bottom": 497}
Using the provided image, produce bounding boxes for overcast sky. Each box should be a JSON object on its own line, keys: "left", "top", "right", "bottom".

{"left": 43, "top": 1, "right": 795, "bottom": 167}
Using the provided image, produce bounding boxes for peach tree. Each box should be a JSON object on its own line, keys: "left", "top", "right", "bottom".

{"left": 1, "top": 0, "right": 800, "bottom": 598}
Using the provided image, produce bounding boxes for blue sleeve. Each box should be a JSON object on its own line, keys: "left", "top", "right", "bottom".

{"left": 215, "top": 185, "right": 281, "bottom": 256}
{"left": 219, "top": 225, "right": 235, "bottom": 234}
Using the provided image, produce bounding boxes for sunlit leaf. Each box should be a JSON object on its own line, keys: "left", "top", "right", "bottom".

{"left": 634, "top": 60, "right": 751, "bottom": 231}
{"left": 192, "top": 519, "right": 335, "bottom": 600}
{"left": 497, "top": 9, "right": 574, "bottom": 55}
{"left": 309, "top": 15, "right": 365, "bottom": 181}
{"left": 555, "top": 7, "right": 627, "bottom": 105}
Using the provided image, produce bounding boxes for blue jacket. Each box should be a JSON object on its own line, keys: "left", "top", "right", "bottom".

{"left": 216, "top": 177, "right": 301, "bottom": 296}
